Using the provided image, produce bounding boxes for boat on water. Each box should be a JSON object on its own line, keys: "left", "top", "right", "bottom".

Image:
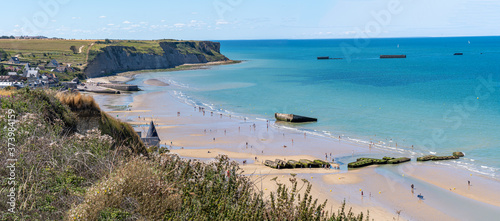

{"left": 275, "top": 113, "right": 317, "bottom": 123}
{"left": 380, "top": 55, "right": 406, "bottom": 59}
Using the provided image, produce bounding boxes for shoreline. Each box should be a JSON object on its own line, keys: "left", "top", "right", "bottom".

{"left": 95, "top": 60, "right": 242, "bottom": 80}
{"left": 90, "top": 65, "right": 500, "bottom": 220}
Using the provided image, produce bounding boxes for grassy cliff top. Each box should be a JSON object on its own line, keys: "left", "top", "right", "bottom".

{"left": 0, "top": 39, "right": 224, "bottom": 69}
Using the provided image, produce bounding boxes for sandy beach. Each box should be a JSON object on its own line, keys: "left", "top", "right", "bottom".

{"left": 90, "top": 74, "right": 500, "bottom": 220}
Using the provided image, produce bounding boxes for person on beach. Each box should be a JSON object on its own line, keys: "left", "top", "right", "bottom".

{"left": 468, "top": 180, "right": 470, "bottom": 186}
{"left": 361, "top": 191, "right": 364, "bottom": 197}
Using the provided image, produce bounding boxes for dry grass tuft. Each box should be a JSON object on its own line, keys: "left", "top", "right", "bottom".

{"left": 0, "top": 87, "right": 16, "bottom": 96}
{"left": 55, "top": 92, "right": 100, "bottom": 113}
{"left": 68, "top": 157, "right": 181, "bottom": 220}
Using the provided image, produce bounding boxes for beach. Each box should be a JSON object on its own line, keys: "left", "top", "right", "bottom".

{"left": 91, "top": 71, "right": 500, "bottom": 220}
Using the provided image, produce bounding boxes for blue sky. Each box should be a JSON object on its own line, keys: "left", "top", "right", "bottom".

{"left": 1, "top": 0, "right": 499, "bottom": 40}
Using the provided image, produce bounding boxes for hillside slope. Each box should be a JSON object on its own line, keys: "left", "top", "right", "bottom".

{"left": 84, "top": 40, "right": 229, "bottom": 77}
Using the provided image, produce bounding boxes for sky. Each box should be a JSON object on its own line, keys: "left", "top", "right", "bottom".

{"left": 1, "top": 0, "right": 500, "bottom": 40}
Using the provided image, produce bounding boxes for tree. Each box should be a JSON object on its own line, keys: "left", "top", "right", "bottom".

{"left": 0, "top": 49, "right": 8, "bottom": 61}
{"left": 70, "top": 45, "right": 78, "bottom": 54}
{"left": 0, "top": 65, "right": 7, "bottom": 75}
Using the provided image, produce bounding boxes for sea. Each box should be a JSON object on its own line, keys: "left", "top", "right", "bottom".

{"left": 126, "top": 36, "right": 500, "bottom": 179}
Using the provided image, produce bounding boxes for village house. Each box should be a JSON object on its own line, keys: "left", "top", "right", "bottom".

{"left": 141, "top": 121, "right": 161, "bottom": 147}
{"left": 47, "top": 59, "right": 59, "bottom": 68}
{"left": 8, "top": 57, "right": 20, "bottom": 64}
{"left": 0, "top": 75, "right": 23, "bottom": 88}
{"left": 23, "top": 64, "right": 39, "bottom": 78}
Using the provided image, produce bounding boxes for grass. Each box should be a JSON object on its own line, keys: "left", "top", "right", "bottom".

{"left": 0, "top": 39, "right": 93, "bottom": 68}
{"left": 0, "top": 88, "right": 369, "bottom": 220}
{"left": 1, "top": 39, "right": 230, "bottom": 80}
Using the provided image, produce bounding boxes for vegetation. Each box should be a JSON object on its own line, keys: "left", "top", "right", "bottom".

{"left": 70, "top": 45, "right": 78, "bottom": 54}
{"left": 0, "top": 65, "right": 7, "bottom": 75}
{"left": 0, "top": 39, "right": 92, "bottom": 68}
{"left": 0, "top": 88, "right": 368, "bottom": 220}
{"left": 0, "top": 49, "right": 8, "bottom": 61}
{"left": 348, "top": 157, "right": 411, "bottom": 168}
{"left": 416, "top": 153, "right": 463, "bottom": 162}
{"left": 264, "top": 159, "right": 330, "bottom": 169}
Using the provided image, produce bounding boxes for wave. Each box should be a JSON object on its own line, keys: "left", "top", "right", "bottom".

{"left": 167, "top": 80, "right": 499, "bottom": 179}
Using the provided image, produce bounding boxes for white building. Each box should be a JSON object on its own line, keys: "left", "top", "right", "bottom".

{"left": 23, "top": 64, "right": 39, "bottom": 78}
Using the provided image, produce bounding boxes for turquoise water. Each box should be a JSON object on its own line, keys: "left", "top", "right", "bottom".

{"left": 130, "top": 37, "right": 500, "bottom": 178}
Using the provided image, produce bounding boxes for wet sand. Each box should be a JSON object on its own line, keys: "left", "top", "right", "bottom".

{"left": 144, "top": 79, "right": 169, "bottom": 86}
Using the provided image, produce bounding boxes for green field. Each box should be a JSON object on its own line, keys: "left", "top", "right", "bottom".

{"left": 0, "top": 39, "right": 224, "bottom": 68}
{"left": 0, "top": 39, "right": 94, "bottom": 68}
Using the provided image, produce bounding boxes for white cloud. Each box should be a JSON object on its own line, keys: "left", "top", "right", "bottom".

{"left": 99, "top": 16, "right": 106, "bottom": 19}
{"left": 216, "top": 19, "right": 229, "bottom": 25}
{"left": 174, "top": 23, "right": 185, "bottom": 28}
{"left": 161, "top": 20, "right": 166, "bottom": 23}
{"left": 51, "top": 20, "right": 57, "bottom": 22}
{"left": 123, "top": 21, "right": 131, "bottom": 24}
{"left": 14, "top": 24, "right": 20, "bottom": 27}
{"left": 108, "top": 24, "right": 115, "bottom": 26}
{"left": 72, "top": 17, "right": 81, "bottom": 20}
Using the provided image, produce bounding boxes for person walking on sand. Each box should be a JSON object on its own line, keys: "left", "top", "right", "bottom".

{"left": 411, "top": 184, "right": 414, "bottom": 189}
{"left": 468, "top": 180, "right": 470, "bottom": 186}
{"left": 361, "top": 191, "right": 364, "bottom": 197}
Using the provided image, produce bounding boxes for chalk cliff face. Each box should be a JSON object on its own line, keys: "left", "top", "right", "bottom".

{"left": 84, "top": 41, "right": 228, "bottom": 78}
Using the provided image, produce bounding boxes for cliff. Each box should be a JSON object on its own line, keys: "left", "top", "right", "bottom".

{"left": 84, "top": 40, "right": 229, "bottom": 78}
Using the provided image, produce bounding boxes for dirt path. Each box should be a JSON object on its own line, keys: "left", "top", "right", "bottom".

{"left": 78, "top": 45, "right": 84, "bottom": 53}
{"left": 85, "top": 42, "right": 95, "bottom": 62}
